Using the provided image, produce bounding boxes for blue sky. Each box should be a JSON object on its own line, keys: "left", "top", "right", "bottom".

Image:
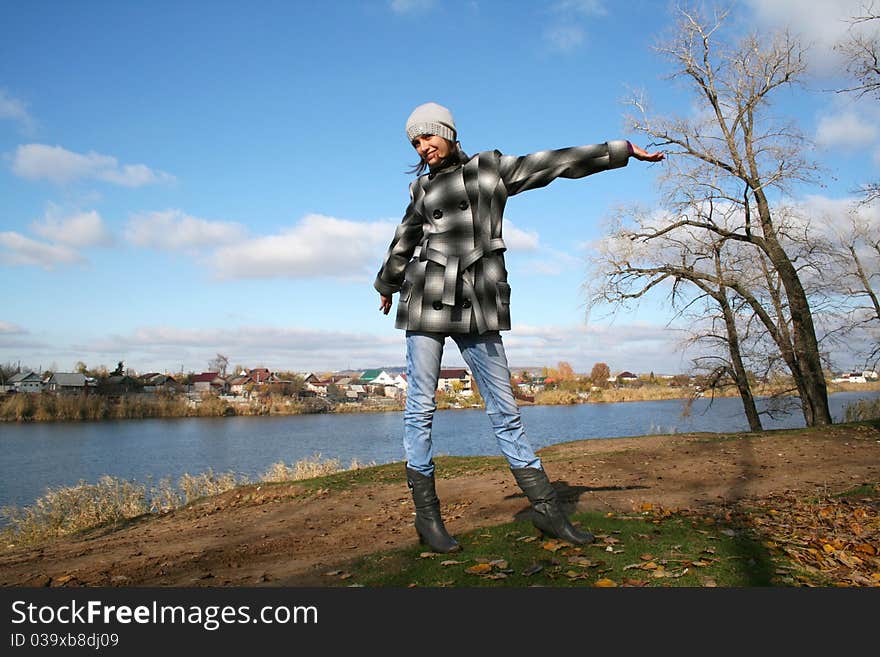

{"left": 1, "top": 0, "right": 877, "bottom": 376}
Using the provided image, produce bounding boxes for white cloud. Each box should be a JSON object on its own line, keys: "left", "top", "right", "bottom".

{"left": 55, "top": 319, "right": 697, "bottom": 375}
{"left": 0, "top": 89, "right": 36, "bottom": 134}
{"left": 515, "top": 246, "right": 583, "bottom": 277}
{"left": 552, "top": 0, "right": 607, "bottom": 16}
{"left": 503, "top": 321, "right": 695, "bottom": 373}
{"left": 815, "top": 110, "right": 879, "bottom": 149}
{"left": 389, "top": 0, "right": 434, "bottom": 13}
{"left": 0, "top": 321, "right": 27, "bottom": 335}
{"left": 31, "top": 206, "right": 113, "bottom": 248}
{"left": 210, "top": 214, "right": 396, "bottom": 280}
{"left": 125, "top": 210, "right": 246, "bottom": 251}
{"left": 12, "top": 144, "right": 175, "bottom": 187}
{"left": 0, "top": 232, "right": 84, "bottom": 268}
{"left": 543, "top": 24, "right": 585, "bottom": 52}
{"left": 76, "top": 325, "right": 407, "bottom": 373}
{"left": 503, "top": 220, "right": 540, "bottom": 251}
{"left": 743, "top": 0, "right": 872, "bottom": 72}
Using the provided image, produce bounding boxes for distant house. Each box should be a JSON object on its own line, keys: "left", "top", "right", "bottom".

{"left": 392, "top": 373, "right": 407, "bottom": 391}
{"left": 227, "top": 374, "right": 253, "bottom": 396}
{"left": 359, "top": 369, "right": 382, "bottom": 383}
{"left": 45, "top": 372, "right": 93, "bottom": 394}
{"left": 360, "top": 369, "right": 397, "bottom": 387}
{"left": 438, "top": 368, "right": 471, "bottom": 394}
{"left": 345, "top": 384, "right": 368, "bottom": 400}
{"left": 141, "top": 373, "right": 182, "bottom": 394}
{"left": 8, "top": 371, "right": 44, "bottom": 393}
{"left": 99, "top": 375, "right": 142, "bottom": 396}
{"left": 832, "top": 371, "right": 868, "bottom": 384}
{"left": 304, "top": 373, "right": 330, "bottom": 396}
{"left": 614, "top": 371, "right": 639, "bottom": 383}
{"left": 190, "top": 372, "right": 228, "bottom": 394}
{"left": 248, "top": 368, "right": 273, "bottom": 384}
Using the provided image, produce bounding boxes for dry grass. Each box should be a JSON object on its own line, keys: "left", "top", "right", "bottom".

{"left": 0, "top": 455, "right": 377, "bottom": 550}
{"left": 843, "top": 397, "right": 880, "bottom": 422}
{"left": 533, "top": 389, "right": 581, "bottom": 405}
{"left": 259, "top": 454, "right": 376, "bottom": 482}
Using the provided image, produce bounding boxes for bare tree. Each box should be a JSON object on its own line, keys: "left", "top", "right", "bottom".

{"left": 620, "top": 6, "right": 832, "bottom": 426}
{"left": 591, "top": 201, "right": 767, "bottom": 430}
{"left": 836, "top": 4, "right": 880, "bottom": 202}
{"left": 825, "top": 207, "right": 880, "bottom": 367}
{"left": 208, "top": 354, "right": 229, "bottom": 377}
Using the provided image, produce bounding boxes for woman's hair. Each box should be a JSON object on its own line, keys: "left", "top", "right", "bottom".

{"left": 406, "top": 138, "right": 467, "bottom": 176}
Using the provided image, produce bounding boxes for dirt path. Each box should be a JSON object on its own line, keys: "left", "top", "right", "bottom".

{"left": 2, "top": 424, "right": 878, "bottom": 587}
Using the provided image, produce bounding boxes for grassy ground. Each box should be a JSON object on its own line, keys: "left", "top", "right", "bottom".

{"left": 321, "top": 483, "right": 879, "bottom": 588}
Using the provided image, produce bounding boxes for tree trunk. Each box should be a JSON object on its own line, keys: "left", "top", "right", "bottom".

{"left": 714, "top": 250, "right": 763, "bottom": 431}
{"left": 755, "top": 191, "right": 833, "bottom": 426}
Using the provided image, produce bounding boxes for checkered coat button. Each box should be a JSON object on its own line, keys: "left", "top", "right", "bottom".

{"left": 432, "top": 209, "right": 443, "bottom": 219}
{"left": 432, "top": 300, "right": 443, "bottom": 310}
{"left": 459, "top": 200, "right": 469, "bottom": 210}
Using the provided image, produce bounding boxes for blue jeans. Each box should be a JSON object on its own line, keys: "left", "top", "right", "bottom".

{"left": 403, "top": 330, "right": 542, "bottom": 476}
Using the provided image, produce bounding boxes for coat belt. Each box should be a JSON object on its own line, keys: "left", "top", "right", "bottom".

{"left": 420, "top": 237, "right": 506, "bottom": 333}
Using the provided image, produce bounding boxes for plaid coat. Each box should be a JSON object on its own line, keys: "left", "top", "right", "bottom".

{"left": 374, "top": 140, "right": 631, "bottom": 334}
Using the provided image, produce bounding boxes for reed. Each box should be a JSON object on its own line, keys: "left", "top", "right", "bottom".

{"left": 260, "top": 454, "right": 376, "bottom": 482}
{"left": 843, "top": 397, "right": 880, "bottom": 422}
{"left": 0, "top": 455, "right": 374, "bottom": 549}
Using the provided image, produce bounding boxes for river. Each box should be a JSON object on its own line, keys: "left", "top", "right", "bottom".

{"left": 1, "top": 391, "right": 878, "bottom": 512}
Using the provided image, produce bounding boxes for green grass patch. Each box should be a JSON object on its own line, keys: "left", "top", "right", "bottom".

{"left": 324, "top": 510, "right": 783, "bottom": 588}
{"left": 831, "top": 482, "right": 879, "bottom": 499}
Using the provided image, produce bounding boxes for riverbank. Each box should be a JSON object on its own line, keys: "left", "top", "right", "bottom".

{"left": 3, "top": 381, "right": 878, "bottom": 423}
{"left": 1, "top": 420, "right": 877, "bottom": 587}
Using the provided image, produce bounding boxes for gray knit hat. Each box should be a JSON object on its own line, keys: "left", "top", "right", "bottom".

{"left": 405, "top": 102, "right": 456, "bottom": 143}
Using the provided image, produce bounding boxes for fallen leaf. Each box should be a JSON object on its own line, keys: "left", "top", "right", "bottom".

{"left": 522, "top": 564, "right": 543, "bottom": 577}
{"left": 594, "top": 578, "right": 617, "bottom": 587}
{"left": 419, "top": 552, "right": 437, "bottom": 558}
{"left": 542, "top": 540, "right": 564, "bottom": 552}
{"left": 465, "top": 563, "right": 493, "bottom": 575}
{"left": 489, "top": 559, "right": 509, "bottom": 569}
{"left": 568, "top": 556, "right": 594, "bottom": 567}
{"left": 640, "top": 554, "right": 654, "bottom": 561}
{"left": 440, "top": 560, "right": 463, "bottom": 566}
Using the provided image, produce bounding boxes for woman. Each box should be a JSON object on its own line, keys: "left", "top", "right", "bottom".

{"left": 375, "top": 102, "right": 664, "bottom": 553}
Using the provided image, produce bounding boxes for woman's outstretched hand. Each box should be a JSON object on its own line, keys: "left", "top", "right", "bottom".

{"left": 630, "top": 143, "right": 665, "bottom": 162}
{"left": 379, "top": 294, "right": 392, "bottom": 315}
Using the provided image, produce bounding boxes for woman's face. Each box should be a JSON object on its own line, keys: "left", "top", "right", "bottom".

{"left": 411, "top": 134, "right": 452, "bottom": 167}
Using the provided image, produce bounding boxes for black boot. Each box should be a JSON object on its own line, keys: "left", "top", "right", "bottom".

{"left": 511, "top": 467, "right": 594, "bottom": 545}
{"left": 406, "top": 466, "right": 461, "bottom": 553}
